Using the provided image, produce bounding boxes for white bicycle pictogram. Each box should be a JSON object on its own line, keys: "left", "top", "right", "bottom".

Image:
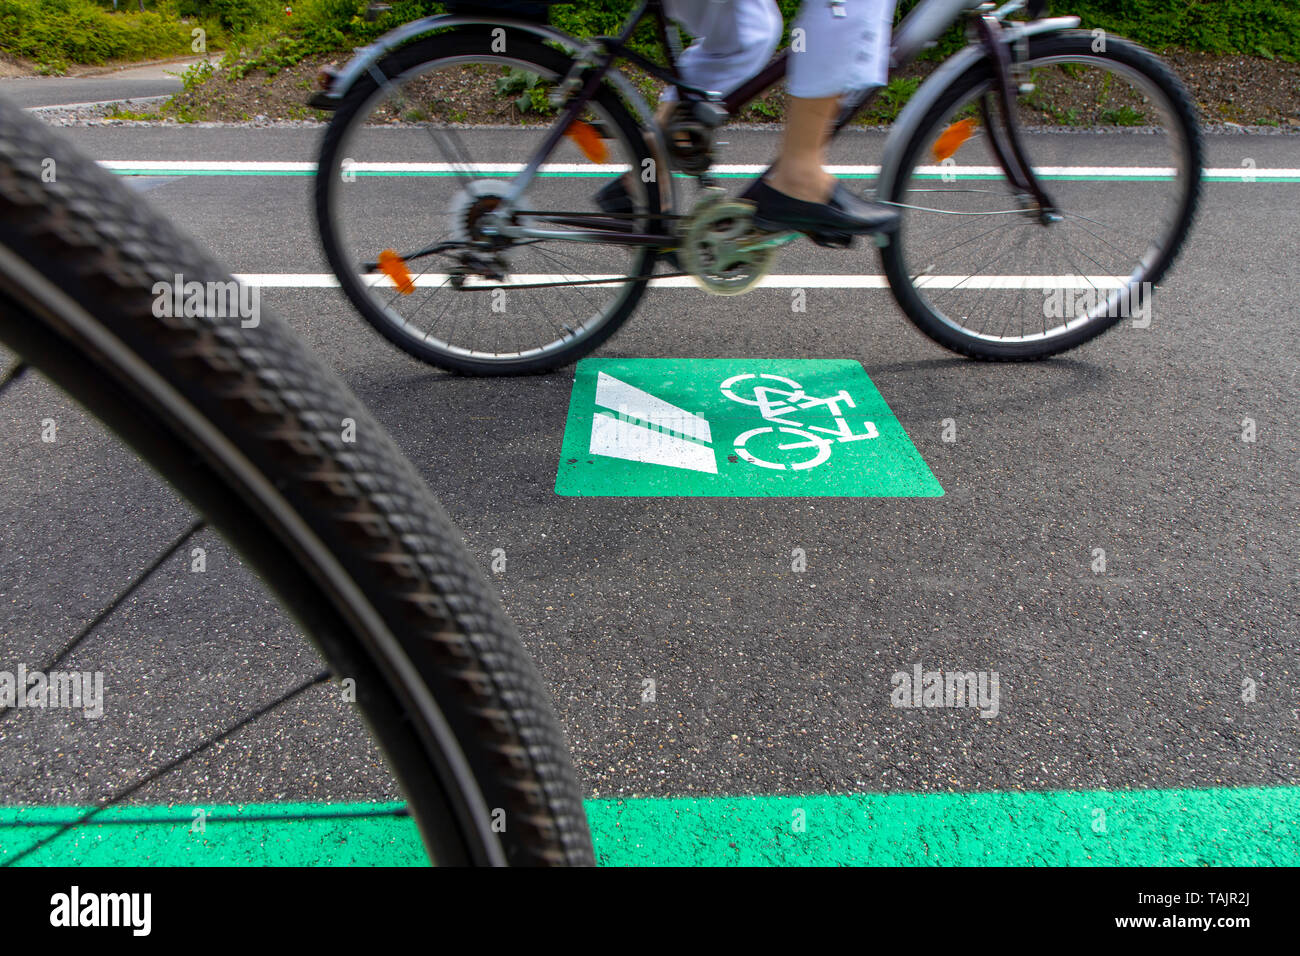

{"left": 720, "top": 373, "right": 879, "bottom": 471}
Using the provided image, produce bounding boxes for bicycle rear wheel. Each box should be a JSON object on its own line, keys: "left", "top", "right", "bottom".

{"left": 0, "top": 96, "right": 592, "bottom": 866}
{"left": 879, "top": 31, "right": 1202, "bottom": 360}
{"left": 315, "top": 27, "right": 662, "bottom": 375}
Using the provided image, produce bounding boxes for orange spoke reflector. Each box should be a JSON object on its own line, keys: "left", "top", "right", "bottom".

{"left": 377, "top": 249, "right": 415, "bottom": 295}
{"left": 565, "top": 119, "right": 608, "bottom": 164}
{"left": 931, "top": 118, "right": 977, "bottom": 163}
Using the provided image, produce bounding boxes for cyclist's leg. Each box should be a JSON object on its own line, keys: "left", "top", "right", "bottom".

{"left": 782, "top": 0, "right": 896, "bottom": 198}
{"left": 747, "top": 0, "right": 900, "bottom": 238}
{"left": 598, "top": 0, "right": 782, "bottom": 221}
{"left": 663, "top": 0, "right": 783, "bottom": 103}
{"left": 764, "top": 93, "right": 843, "bottom": 202}
{"left": 787, "top": 0, "right": 895, "bottom": 99}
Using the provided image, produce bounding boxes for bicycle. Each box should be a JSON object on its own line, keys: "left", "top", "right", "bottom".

{"left": 310, "top": 0, "right": 1202, "bottom": 376}
{"left": 0, "top": 95, "right": 593, "bottom": 866}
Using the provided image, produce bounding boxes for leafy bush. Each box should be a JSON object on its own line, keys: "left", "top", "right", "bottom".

{"left": 1063, "top": 1, "right": 1300, "bottom": 60}
{"left": 6, "top": 0, "right": 1295, "bottom": 71}
{"left": 0, "top": 0, "right": 210, "bottom": 66}
{"left": 552, "top": 0, "right": 1300, "bottom": 62}
{"left": 494, "top": 67, "right": 554, "bottom": 113}
{"left": 187, "top": 0, "right": 1300, "bottom": 102}
{"left": 173, "top": 0, "right": 281, "bottom": 34}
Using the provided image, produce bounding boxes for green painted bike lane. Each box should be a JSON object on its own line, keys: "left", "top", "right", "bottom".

{"left": 556, "top": 358, "right": 943, "bottom": 498}
{"left": 4, "top": 787, "right": 1296, "bottom": 866}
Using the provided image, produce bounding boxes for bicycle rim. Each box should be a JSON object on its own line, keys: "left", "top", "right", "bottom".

{"left": 0, "top": 96, "right": 593, "bottom": 866}
{"left": 881, "top": 33, "right": 1201, "bottom": 359}
{"left": 316, "top": 30, "right": 660, "bottom": 374}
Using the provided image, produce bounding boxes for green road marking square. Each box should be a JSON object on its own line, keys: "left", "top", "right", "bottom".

{"left": 555, "top": 358, "right": 943, "bottom": 497}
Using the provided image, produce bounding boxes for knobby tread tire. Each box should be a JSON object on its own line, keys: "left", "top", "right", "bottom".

{"left": 0, "top": 96, "right": 593, "bottom": 866}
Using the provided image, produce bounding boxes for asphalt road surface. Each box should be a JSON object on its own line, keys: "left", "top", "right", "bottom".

{"left": 0, "top": 60, "right": 197, "bottom": 109}
{"left": 0, "top": 124, "right": 1296, "bottom": 865}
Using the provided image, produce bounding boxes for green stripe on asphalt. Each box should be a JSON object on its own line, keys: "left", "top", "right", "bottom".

{"left": 0, "top": 802, "right": 425, "bottom": 867}
{"left": 3, "top": 786, "right": 1297, "bottom": 866}
{"left": 589, "top": 787, "right": 1300, "bottom": 866}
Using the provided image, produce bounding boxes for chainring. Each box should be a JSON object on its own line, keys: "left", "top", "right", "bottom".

{"left": 678, "top": 195, "right": 783, "bottom": 296}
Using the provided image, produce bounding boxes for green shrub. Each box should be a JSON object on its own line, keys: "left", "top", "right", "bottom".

{"left": 556, "top": 0, "right": 1300, "bottom": 62}
{"left": 191, "top": 0, "right": 1300, "bottom": 85}
{"left": 1063, "top": 1, "right": 1300, "bottom": 60}
{"left": 174, "top": 0, "right": 281, "bottom": 34}
{"left": 0, "top": 0, "right": 210, "bottom": 65}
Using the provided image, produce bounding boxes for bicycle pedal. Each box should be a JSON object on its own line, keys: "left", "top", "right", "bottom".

{"left": 809, "top": 232, "right": 854, "bottom": 250}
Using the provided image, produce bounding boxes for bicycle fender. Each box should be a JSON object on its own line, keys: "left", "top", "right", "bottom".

{"left": 311, "top": 14, "right": 677, "bottom": 212}
{"left": 874, "top": 17, "right": 1081, "bottom": 210}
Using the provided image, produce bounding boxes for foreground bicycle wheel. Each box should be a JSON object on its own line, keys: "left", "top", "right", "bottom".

{"left": 880, "top": 32, "right": 1202, "bottom": 360}
{"left": 316, "top": 27, "right": 662, "bottom": 375}
{"left": 0, "top": 96, "right": 593, "bottom": 866}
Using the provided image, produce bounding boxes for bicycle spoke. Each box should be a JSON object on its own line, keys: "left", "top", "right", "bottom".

{"left": 2, "top": 669, "right": 331, "bottom": 867}
{"left": 527, "top": 242, "right": 605, "bottom": 317}
{"left": 323, "top": 42, "right": 658, "bottom": 370}
{"left": 889, "top": 41, "right": 1196, "bottom": 351}
{"left": 908, "top": 216, "right": 1024, "bottom": 277}
{"left": 1052, "top": 230, "right": 1109, "bottom": 301}
{"left": 364, "top": 64, "right": 478, "bottom": 188}
{"left": 389, "top": 275, "right": 453, "bottom": 325}
{"left": 421, "top": 283, "right": 463, "bottom": 345}
{"left": 1057, "top": 213, "right": 1145, "bottom": 269}
{"left": 0, "top": 518, "right": 206, "bottom": 722}
{"left": 929, "top": 225, "right": 1032, "bottom": 303}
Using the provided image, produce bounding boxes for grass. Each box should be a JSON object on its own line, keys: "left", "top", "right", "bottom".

{"left": 1100, "top": 104, "right": 1146, "bottom": 126}
{"left": 856, "top": 76, "right": 922, "bottom": 125}
{"left": 105, "top": 108, "right": 163, "bottom": 120}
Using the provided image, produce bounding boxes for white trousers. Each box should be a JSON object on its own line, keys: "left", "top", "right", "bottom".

{"left": 663, "top": 0, "right": 896, "bottom": 99}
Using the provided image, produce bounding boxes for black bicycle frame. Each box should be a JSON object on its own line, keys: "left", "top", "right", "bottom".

{"left": 497, "top": 0, "right": 1058, "bottom": 245}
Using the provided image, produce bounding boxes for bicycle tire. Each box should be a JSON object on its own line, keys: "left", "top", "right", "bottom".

{"left": 315, "top": 27, "right": 660, "bottom": 375}
{"left": 879, "top": 31, "right": 1203, "bottom": 360}
{"left": 0, "top": 96, "right": 593, "bottom": 866}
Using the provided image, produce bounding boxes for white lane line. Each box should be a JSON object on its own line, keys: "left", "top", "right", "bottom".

{"left": 104, "top": 160, "right": 317, "bottom": 172}
{"left": 235, "top": 273, "right": 1126, "bottom": 289}
{"left": 97, "top": 160, "right": 1300, "bottom": 179}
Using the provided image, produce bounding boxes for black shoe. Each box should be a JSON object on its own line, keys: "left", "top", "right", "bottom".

{"left": 594, "top": 177, "right": 634, "bottom": 216}
{"left": 595, "top": 177, "right": 680, "bottom": 269}
{"left": 741, "top": 179, "right": 900, "bottom": 246}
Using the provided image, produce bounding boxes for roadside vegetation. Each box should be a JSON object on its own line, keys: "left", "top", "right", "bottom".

{"left": 202, "top": 0, "right": 1300, "bottom": 78}
{"left": 1, "top": 0, "right": 211, "bottom": 73}
{"left": 7, "top": 1, "right": 1297, "bottom": 125}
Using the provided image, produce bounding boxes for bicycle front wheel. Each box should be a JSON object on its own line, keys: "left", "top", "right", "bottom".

{"left": 0, "top": 96, "right": 592, "bottom": 866}
{"left": 880, "top": 31, "right": 1202, "bottom": 360}
{"left": 315, "top": 27, "right": 662, "bottom": 375}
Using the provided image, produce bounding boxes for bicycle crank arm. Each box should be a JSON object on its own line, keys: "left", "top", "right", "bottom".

{"left": 736, "top": 230, "right": 800, "bottom": 252}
